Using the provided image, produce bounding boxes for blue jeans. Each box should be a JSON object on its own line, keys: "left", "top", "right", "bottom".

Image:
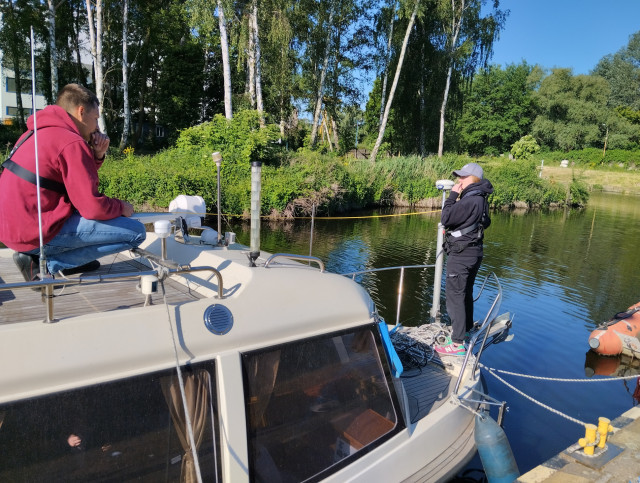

{"left": 27, "top": 213, "right": 146, "bottom": 274}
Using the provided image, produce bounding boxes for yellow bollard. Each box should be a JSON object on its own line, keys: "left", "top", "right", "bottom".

{"left": 597, "top": 417, "right": 613, "bottom": 449}
{"left": 578, "top": 424, "right": 597, "bottom": 455}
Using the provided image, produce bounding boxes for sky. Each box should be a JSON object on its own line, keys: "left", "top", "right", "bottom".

{"left": 487, "top": 0, "right": 640, "bottom": 74}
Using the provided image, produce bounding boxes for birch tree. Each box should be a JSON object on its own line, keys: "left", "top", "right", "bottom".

{"left": 251, "top": 0, "right": 264, "bottom": 125}
{"left": 218, "top": 0, "right": 233, "bottom": 118}
{"left": 436, "top": 0, "right": 505, "bottom": 157}
{"left": 85, "top": 0, "right": 106, "bottom": 132}
{"left": 261, "top": 0, "right": 293, "bottom": 139}
{"left": 436, "top": 0, "right": 465, "bottom": 157}
{"left": 370, "top": 0, "right": 420, "bottom": 162}
{"left": 309, "top": 2, "right": 335, "bottom": 147}
{"left": 378, "top": 0, "right": 397, "bottom": 126}
{"left": 119, "top": 0, "right": 130, "bottom": 149}
{"left": 188, "top": 0, "right": 233, "bottom": 119}
{"left": 46, "top": 0, "right": 58, "bottom": 99}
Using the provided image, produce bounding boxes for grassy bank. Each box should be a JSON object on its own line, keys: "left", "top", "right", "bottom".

{"left": 540, "top": 165, "right": 640, "bottom": 195}
{"left": 96, "top": 114, "right": 597, "bottom": 216}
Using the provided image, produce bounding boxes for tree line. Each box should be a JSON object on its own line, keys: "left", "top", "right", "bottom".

{"left": 1, "top": 1, "right": 638, "bottom": 161}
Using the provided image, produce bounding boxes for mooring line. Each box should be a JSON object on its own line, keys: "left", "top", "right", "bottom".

{"left": 167, "top": 209, "right": 442, "bottom": 220}
{"left": 479, "top": 363, "right": 640, "bottom": 382}
{"left": 482, "top": 366, "right": 589, "bottom": 427}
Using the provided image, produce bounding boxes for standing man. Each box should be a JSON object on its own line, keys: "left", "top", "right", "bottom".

{"left": 0, "top": 83, "right": 145, "bottom": 282}
{"left": 435, "top": 163, "right": 493, "bottom": 356}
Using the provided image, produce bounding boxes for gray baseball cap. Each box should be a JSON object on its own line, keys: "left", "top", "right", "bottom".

{"left": 452, "top": 162, "right": 483, "bottom": 179}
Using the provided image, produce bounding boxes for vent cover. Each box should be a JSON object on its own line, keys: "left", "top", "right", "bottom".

{"left": 203, "top": 304, "right": 234, "bottom": 335}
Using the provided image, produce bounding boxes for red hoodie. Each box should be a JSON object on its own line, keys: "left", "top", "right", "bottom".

{"left": 0, "top": 105, "right": 125, "bottom": 252}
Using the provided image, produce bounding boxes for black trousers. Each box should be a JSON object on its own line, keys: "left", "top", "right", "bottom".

{"left": 445, "top": 253, "right": 483, "bottom": 344}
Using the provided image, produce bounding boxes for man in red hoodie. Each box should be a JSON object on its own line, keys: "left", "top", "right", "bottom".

{"left": 0, "top": 83, "right": 145, "bottom": 282}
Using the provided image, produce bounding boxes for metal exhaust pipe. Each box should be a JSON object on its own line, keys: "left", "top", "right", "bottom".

{"left": 249, "top": 161, "right": 262, "bottom": 266}
{"left": 212, "top": 152, "right": 223, "bottom": 245}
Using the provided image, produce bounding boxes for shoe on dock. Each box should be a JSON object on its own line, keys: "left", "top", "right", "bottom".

{"left": 434, "top": 336, "right": 467, "bottom": 356}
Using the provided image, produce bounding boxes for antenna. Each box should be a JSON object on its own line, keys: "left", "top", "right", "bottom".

{"left": 29, "top": 26, "right": 47, "bottom": 281}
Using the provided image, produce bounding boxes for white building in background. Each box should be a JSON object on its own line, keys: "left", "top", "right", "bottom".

{"left": 0, "top": 51, "right": 47, "bottom": 125}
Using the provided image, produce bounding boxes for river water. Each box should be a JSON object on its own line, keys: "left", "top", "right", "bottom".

{"left": 226, "top": 191, "right": 640, "bottom": 477}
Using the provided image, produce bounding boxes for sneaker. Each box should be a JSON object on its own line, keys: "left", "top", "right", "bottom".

{"left": 61, "top": 260, "right": 101, "bottom": 276}
{"left": 13, "top": 252, "right": 40, "bottom": 282}
{"left": 13, "top": 252, "right": 63, "bottom": 291}
{"left": 434, "top": 337, "right": 467, "bottom": 356}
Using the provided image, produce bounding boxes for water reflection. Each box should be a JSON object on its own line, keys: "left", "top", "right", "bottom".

{"left": 226, "top": 192, "right": 640, "bottom": 474}
{"left": 584, "top": 351, "right": 640, "bottom": 378}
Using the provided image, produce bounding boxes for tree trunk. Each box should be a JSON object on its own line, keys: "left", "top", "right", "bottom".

{"left": 132, "top": 31, "right": 150, "bottom": 148}
{"left": 252, "top": 1, "right": 264, "bottom": 126}
{"left": 11, "top": 46, "right": 26, "bottom": 130}
{"left": 370, "top": 0, "right": 419, "bottom": 163}
{"left": 419, "top": 27, "right": 425, "bottom": 156}
{"left": 331, "top": 117, "right": 339, "bottom": 151}
{"left": 437, "top": 0, "right": 464, "bottom": 158}
{"left": 119, "top": 0, "right": 130, "bottom": 150}
{"left": 86, "top": 0, "right": 107, "bottom": 132}
{"left": 47, "top": 0, "right": 58, "bottom": 99}
{"left": 72, "top": 8, "right": 85, "bottom": 83}
{"left": 218, "top": 0, "right": 233, "bottom": 119}
{"left": 379, "top": 0, "right": 396, "bottom": 126}
{"left": 247, "top": 7, "right": 256, "bottom": 108}
{"left": 6, "top": 0, "right": 26, "bottom": 130}
{"left": 310, "top": 5, "right": 335, "bottom": 147}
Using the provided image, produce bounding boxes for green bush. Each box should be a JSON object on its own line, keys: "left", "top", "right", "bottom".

{"left": 510, "top": 135, "right": 541, "bottom": 160}
{"left": 99, "top": 118, "right": 584, "bottom": 215}
{"left": 485, "top": 159, "right": 583, "bottom": 207}
{"left": 0, "top": 124, "right": 22, "bottom": 156}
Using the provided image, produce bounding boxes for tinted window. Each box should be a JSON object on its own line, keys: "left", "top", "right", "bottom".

{"left": 243, "top": 326, "right": 402, "bottom": 482}
{"left": 0, "top": 362, "right": 220, "bottom": 482}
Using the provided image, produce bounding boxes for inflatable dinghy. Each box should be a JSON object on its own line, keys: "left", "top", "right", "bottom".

{"left": 588, "top": 302, "right": 640, "bottom": 357}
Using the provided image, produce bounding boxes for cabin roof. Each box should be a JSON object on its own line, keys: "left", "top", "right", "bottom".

{"left": 0, "top": 233, "right": 374, "bottom": 402}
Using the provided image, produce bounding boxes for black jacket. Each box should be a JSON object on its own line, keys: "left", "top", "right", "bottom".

{"left": 441, "top": 178, "right": 493, "bottom": 256}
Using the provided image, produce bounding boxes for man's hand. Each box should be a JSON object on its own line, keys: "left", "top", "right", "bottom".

{"left": 91, "top": 131, "right": 110, "bottom": 160}
{"left": 122, "top": 201, "right": 135, "bottom": 217}
{"left": 452, "top": 182, "right": 462, "bottom": 193}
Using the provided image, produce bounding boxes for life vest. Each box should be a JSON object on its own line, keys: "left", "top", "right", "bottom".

{"left": 444, "top": 190, "right": 489, "bottom": 254}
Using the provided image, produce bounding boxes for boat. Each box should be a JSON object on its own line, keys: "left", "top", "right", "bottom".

{"left": 588, "top": 302, "right": 640, "bottom": 357}
{"left": 0, "top": 168, "right": 513, "bottom": 482}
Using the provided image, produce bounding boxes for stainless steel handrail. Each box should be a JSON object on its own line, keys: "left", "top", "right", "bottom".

{"left": 340, "top": 264, "right": 436, "bottom": 279}
{"left": 0, "top": 265, "right": 225, "bottom": 323}
{"left": 338, "top": 264, "right": 505, "bottom": 397}
{"left": 454, "top": 272, "right": 502, "bottom": 395}
{"left": 264, "top": 253, "right": 325, "bottom": 272}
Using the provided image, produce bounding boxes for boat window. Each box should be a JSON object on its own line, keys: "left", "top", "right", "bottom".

{"left": 242, "top": 325, "right": 403, "bottom": 482}
{"left": 0, "top": 361, "right": 221, "bottom": 482}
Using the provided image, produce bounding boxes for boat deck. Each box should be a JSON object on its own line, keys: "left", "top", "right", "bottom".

{"left": 0, "top": 252, "right": 203, "bottom": 325}
{"left": 399, "top": 362, "right": 456, "bottom": 423}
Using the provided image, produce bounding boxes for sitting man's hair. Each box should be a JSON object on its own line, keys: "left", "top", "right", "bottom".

{"left": 56, "top": 84, "right": 99, "bottom": 112}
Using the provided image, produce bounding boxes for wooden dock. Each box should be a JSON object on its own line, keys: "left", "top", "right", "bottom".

{"left": 518, "top": 406, "right": 640, "bottom": 482}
